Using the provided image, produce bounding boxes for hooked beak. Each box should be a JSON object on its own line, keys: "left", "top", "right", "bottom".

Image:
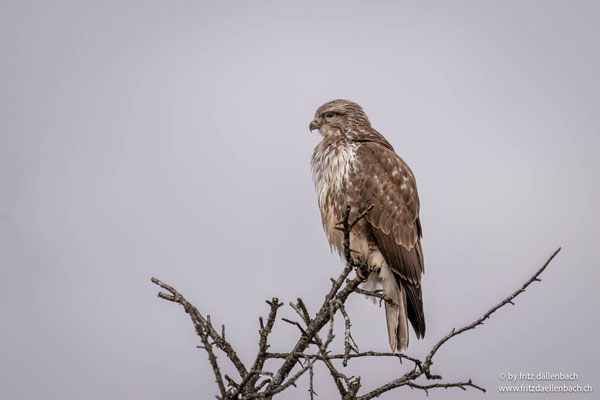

{"left": 309, "top": 119, "right": 319, "bottom": 132}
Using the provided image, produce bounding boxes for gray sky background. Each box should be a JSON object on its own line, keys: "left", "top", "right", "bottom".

{"left": 1, "top": 1, "right": 599, "bottom": 399}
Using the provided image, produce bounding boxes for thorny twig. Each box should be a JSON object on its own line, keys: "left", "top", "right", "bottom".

{"left": 151, "top": 205, "right": 561, "bottom": 399}
{"left": 335, "top": 300, "right": 358, "bottom": 367}
{"left": 151, "top": 277, "right": 248, "bottom": 380}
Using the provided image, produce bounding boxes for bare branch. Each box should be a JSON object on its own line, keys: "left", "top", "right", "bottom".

{"left": 241, "top": 358, "right": 316, "bottom": 400}
{"left": 197, "top": 322, "right": 227, "bottom": 398}
{"left": 150, "top": 278, "right": 227, "bottom": 397}
{"left": 308, "top": 361, "right": 316, "bottom": 400}
{"left": 315, "top": 301, "right": 350, "bottom": 397}
{"left": 151, "top": 203, "right": 561, "bottom": 400}
{"left": 264, "top": 254, "right": 366, "bottom": 393}
{"left": 406, "top": 379, "right": 486, "bottom": 394}
{"left": 150, "top": 277, "right": 248, "bottom": 379}
{"left": 358, "top": 378, "right": 486, "bottom": 399}
{"left": 351, "top": 286, "right": 397, "bottom": 308}
{"left": 335, "top": 205, "right": 373, "bottom": 273}
{"left": 281, "top": 318, "right": 307, "bottom": 335}
{"left": 266, "top": 351, "right": 421, "bottom": 367}
{"left": 356, "top": 247, "right": 561, "bottom": 399}
{"left": 421, "top": 247, "right": 562, "bottom": 379}
{"left": 335, "top": 300, "right": 357, "bottom": 367}
{"left": 242, "top": 298, "right": 283, "bottom": 393}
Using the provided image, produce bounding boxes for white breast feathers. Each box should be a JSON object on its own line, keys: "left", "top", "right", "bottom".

{"left": 311, "top": 141, "right": 359, "bottom": 210}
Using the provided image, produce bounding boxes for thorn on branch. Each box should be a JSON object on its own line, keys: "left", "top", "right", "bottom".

{"left": 282, "top": 318, "right": 307, "bottom": 335}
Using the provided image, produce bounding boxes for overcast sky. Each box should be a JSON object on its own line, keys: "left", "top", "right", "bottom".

{"left": 1, "top": 1, "right": 599, "bottom": 399}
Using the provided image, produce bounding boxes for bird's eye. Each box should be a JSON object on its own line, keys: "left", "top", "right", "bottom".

{"left": 326, "top": 112, "right": 335, "bottom": 118}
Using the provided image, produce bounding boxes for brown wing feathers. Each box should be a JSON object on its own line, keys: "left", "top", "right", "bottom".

{"left": 371, "top": 226, "right": 425, "bottom": 338}
{"left": 359, "top": 141, "right": 426, "bottom": 339}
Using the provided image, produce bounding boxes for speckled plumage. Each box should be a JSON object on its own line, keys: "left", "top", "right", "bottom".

{"left": 310, "top": 99, "right": 425, "bottom": 351}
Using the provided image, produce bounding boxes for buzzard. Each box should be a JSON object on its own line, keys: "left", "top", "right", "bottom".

{"left": 309, "top": 99, "right": 425, "bottom": 351}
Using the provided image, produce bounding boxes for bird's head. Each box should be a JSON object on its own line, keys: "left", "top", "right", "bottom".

{"left": 309, "top": 99, "right": 370, "bottom": 137}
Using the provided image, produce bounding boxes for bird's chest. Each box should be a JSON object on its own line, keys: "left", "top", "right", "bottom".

{"left": 312, "top": 142, "right": 359, "bottom": 211}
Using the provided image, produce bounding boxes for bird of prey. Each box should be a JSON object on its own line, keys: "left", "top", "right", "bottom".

{"left": 309, "top": 99, "right": 425, "bottom": 351}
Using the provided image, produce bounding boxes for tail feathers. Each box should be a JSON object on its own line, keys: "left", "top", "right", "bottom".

{"left": 380, "top": 264, "right": 409, "bottom": 352}
{"left": 384, "top": 286, "right": 408, "bottom": 351}
{"left": 402, "top": 280, "right": 426, "bottom": 339}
